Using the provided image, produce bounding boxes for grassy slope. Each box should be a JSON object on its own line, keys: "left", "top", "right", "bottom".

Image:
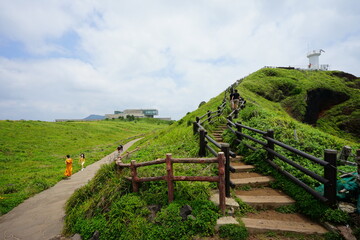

{"left": 0, "top": 118, "right": 171, "bottom": 215}
{"left": 64, "top": 95, "right": 228, "bottom": 239}
{"left": 240, "top": 68, "right": 360, "bottom": 141}
{"left": 64, "top": 68, "right": 359, "bottom": 239}
{"left": 230, "top": 68, "right": 360, "bottom": 224}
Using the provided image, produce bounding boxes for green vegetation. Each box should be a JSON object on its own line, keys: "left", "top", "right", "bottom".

{"left": 219, "top": 224, "right": 248, "bottom": 240}
{"left": 239, "top": 68, "right": 360, "bottom": 141}
{"left": 64, "top": 68, "right": 360, "bottom": 239}
{"left": 3, "top": 67, "right": 355, "bottom": 239}
{"left": 64, "top": 95, "right": 228, "bottom": 239}
{"left": 0, "top": 118, "right": 171, "bottom": 215}
{"left": 226, "top": 68, "right": 359, "bottom": 229}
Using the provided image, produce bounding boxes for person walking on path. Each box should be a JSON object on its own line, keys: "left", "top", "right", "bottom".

{"left": 79, "top": 153, "right": 86, "bottom": 171}
{"left": 64, "top": 155, "right": 73, "bottom": 177}
{"left": 229, "top": 89, "right": 234, "bottom": 110}
{"left": 117, "top": 144, "right": 123, "bottom": 153}
{"left": 231, "top": 89, "right": 241, "bottom": 110}
{"left": 0, "top": 138, "right": 142, "bottom": 240}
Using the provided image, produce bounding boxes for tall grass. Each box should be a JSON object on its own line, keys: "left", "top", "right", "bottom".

{"left": 0, "top": 119, "right": 170, "bottom": 215}
{"left": 63, "top": 68, "right": 359, "bottom": 239}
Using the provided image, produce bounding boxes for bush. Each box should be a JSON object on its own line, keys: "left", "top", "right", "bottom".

{"left": 150, "top": 200, "right": 220, "bottom": 240}
{"left": 324, "top": 231, "right": 344, "bottom": 240}
{"left": 321, "top": 209, "right": 350, "bottom": 224}
{"left": 219, "top": 224, "right": 248, "bottom": 240}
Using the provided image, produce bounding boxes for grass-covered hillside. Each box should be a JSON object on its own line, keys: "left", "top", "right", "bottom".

{"left": 64, "top": 95, "right": 228, "bottom": 240}
{"left": 227, "top": 68, "right": 360, "bottom": 227}
{"left": 64, "top": 68, "right": 360, "bottom": 239}
{"left": 240, "top": 68, "right": 360, "bottom": 141}
{"left": 0, "top": 118, "right": 171, "bottom": 215}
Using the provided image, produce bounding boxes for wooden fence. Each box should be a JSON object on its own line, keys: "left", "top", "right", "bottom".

{"left": 117, "top": 153, "right": 226, "bottom": 215}
{"left": 226, "top": 118, "right": 338, "bottom": 206}
{"left": 193, "top": 89, "right": 341, "bottom": 207}
{"left": 193, "top": 96, "right": 245, "bottom": 197}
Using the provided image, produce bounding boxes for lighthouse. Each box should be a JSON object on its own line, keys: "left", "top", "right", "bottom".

{"left": 307, "top": 49, "right": 325, "bottom": 70}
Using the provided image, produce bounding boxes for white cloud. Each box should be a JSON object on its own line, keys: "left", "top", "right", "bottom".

{"left": 0, "top": 0, "right": 360, "bottom": 121}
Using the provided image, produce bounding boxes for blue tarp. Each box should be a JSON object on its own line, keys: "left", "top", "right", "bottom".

{"left": 316, "top": 173, "right": 359, "bottom": 212}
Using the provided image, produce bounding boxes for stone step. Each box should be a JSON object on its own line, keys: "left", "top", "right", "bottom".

{"left": 215, "top": 216, "right": 238, "bottom": 231}
{"left": 212, "top": 131, "right": 224, "bottom": 134}
{"left": 232, "top": 177, "right": 274, "bottom": 187}
{"left": 231, "top": 172, "right": 274, "bottom": 187}
{"left": 210, "top": 193, "right": 239, "bottom": 208}
{"left": 212, "top": 134, "right": 222, "bottom": 138}
{"left": 230, "top": 155, "right": 243, "bottom": 162}
{"left": 213, "top": 132, "right": 222, "bottom": 135}
{"left": 242, "top": 211, "right": 327, "bottom": 234}
{"left": 231, "top": 172, "right": 271, "bottom": 179}
{"left": 231, "top": 163, "right": 255, "bottom": 172}
{"left": 235, "top": 188, "right": 295, "bottom": 209}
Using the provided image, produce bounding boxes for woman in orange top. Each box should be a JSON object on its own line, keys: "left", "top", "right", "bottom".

{"left": 64, "top": 155, "right": 73, "bottom": 177}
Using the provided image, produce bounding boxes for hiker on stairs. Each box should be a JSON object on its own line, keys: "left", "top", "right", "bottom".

{"left": 231, "top": 89, "right": 241, "bottom": 110}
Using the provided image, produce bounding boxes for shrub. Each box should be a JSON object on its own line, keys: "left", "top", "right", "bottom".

{"left": 150, "top": 200, "right": 220, "bottom": 240}
{"left": 219, "top": 224, "right": 248, "bottom": 240}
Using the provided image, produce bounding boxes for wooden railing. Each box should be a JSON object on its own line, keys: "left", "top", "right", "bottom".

{"left": 193, "top": 86, "right": 340, "bottom": 206}
{"left": 193, "top": 96, "right": 245, "bottom": 197}
{"left": 193, "top": 100, "right": 227, "bottom": 134}
{"left": 117, "top": 153, "right": 226, "bottom": 215}
{"left": 226, "top": 117, "right": 338, "bottom": 206}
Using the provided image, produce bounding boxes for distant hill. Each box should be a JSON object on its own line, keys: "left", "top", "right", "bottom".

{"left": 83, "top": 114, "right": 105, "bottom": 120}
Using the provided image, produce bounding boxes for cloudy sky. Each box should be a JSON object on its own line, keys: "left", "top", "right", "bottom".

{"left": 0, "top": 0, "right": 359, "bottom": 121}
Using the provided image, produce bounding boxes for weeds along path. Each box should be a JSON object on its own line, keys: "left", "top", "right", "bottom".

{"left": 0, "top": 138, "right": 142, "bottom": 240}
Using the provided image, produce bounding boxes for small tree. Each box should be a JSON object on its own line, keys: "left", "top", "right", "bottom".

{"left": 126, "top": 115, "right": 135, "bottom": 121}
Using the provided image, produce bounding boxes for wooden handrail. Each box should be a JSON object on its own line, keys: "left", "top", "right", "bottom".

{"left": 194, "top": 88, "right": 338, "bottom": 206}
{"left": 117, "top": 153, "right": 226, "bottom": 215}
{"left": 226, "top": 117, "right": 338, "bottom": 206}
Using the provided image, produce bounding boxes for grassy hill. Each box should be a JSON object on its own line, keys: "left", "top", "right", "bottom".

{"left": 63, "top": 68, "right": 360, "bottom": 239}
{"left": 0, "top": 118, "right": 172, "bottom": 215}
{"left": 239, "top": 68, "right": 360, "bottom": 141}
{"left": 5, "top": 68, "right": 358, "bottom": 239}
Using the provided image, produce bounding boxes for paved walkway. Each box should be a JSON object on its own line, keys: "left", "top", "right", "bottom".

{"left": 0, "top": 138, "right": 142, "bottom": 240}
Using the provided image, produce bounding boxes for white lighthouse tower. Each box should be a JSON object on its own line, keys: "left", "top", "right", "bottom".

{"left": 307, "top": 49, "right": 325, "bottom": 70}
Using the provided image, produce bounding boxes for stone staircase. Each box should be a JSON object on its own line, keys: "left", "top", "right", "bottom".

{"left": 210, "top": 125, "right": 328, "bottom": 235}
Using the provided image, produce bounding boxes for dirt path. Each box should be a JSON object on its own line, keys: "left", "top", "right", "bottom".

{"left": 0, "top": 138, "right": 142, "bottom": 240}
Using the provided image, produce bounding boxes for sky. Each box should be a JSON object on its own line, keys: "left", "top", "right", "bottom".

{"left": 0, "top": 0, "right": 359, "bottom": 121}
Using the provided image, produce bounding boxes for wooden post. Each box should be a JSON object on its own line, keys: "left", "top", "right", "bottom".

{"left": 130, "top": 160, "right": 138, "bottom": 192}
{"left": 340, "top": 146, "right": 352, "bottom": 161}
{"left": 193, "top": 117, "right": 200, "bottom": 134}
{"left": 218, "top": 152, "right": 226, "bottom": 215}
{"left": 227, "top": 116, "right": 232, "bottom": 128}
{"left": 199, "top": 128, "right": 207, "bottom": 157}
{"left": 266, "top": 130, "right": 274, "bottom": 161}
{"left": 221, "top": 143, "right": 231, "bottom": 197}
{"left": 324, "top": 149, "right": 337, "bottom": 207}
{"left": 236, "top": 121, "right": 243, "bottom": 141}
{"left": 193, "top": 122, "right": 198, "bottom": 135}
{"left": 166, "top": 153, "right": 174, "bottom": 202}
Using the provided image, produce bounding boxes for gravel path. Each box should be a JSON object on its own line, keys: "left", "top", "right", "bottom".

{"left": 0, "top": 138, "right": 142, "bottom": 240}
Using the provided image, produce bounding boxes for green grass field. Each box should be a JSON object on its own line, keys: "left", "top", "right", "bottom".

{"left": 62, "top": 68, "right": 360, "bottom": 239}
{"left": 0, "top": 118, "right": 171, "bottom": 215}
